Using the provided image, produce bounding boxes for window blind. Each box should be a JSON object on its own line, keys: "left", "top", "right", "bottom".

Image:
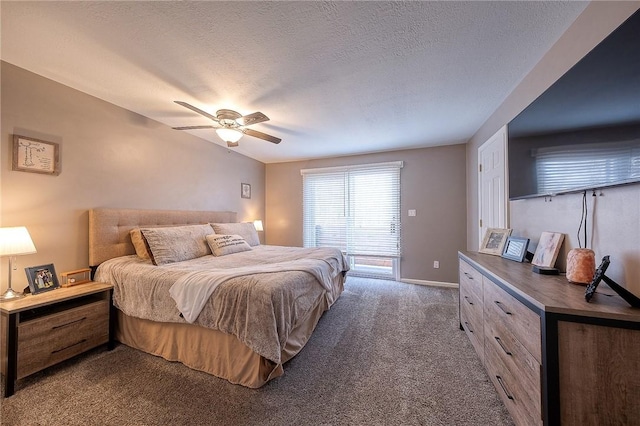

{"left": 301, "top": 161, "right": 402, "bottom": 257}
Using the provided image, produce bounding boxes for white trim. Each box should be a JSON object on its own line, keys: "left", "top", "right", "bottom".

{"left": 400, "top": 278, "right": 459, "bottom": 288}
{"left": 301, "top": 160, "right": 403, "bottom": 175}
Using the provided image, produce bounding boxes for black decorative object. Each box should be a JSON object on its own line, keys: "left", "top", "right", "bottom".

{"left": 585, "top": 256, "right": 640, "bottom": 308}
{"left": 532, "top": 265, "right": 559, "bottom": 275}
{"left": 501, "top": 237, "right": 530, "bottom": 262}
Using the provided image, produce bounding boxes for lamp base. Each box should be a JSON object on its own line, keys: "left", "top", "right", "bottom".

{"left": 0, "top": 287, "right": 25, "bottom": 300}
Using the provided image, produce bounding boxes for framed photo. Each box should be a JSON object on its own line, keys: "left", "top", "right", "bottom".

{"left": 501, "top": 237, "right": 530, "bottom": 262}
{"left": 12, "top": 135, "right": 61, "bottom": 176}
{"left": 241, "top": 183, "right": 251, "bottom": 199}
{"left": 531, "top": 232, "right": 565, "bottom": 268}
{"left": 25, "top": 264, "right": 60, "bottom": 294}
{"left": 479, "top": 228, "right": 512, "bottom": 256}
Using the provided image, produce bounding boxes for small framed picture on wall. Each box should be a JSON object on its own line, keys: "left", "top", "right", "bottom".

{"left": 12, "top": 135, "right": 61, "bottom": 176}
{"left": 241, "top": 183, "right": 251, "bottom": 199}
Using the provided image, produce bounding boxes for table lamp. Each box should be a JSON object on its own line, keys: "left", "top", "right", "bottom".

{"left": 253, "top": 220, "right": 264, "bottom": 232}
{"left": 0, "top": 227, "right": 37, "bottom": 300}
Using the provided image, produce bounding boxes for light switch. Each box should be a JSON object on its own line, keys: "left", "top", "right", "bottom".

{"left": 408, "top": 209, "right": 416, "bottom": 217}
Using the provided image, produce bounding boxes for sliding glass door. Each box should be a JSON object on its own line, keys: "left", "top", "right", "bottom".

{"left": 302, "top": 161, "right": 402, "bottom": 280}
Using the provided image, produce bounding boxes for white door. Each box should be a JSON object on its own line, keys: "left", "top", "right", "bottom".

{"left": 478, "top": 126, "right": 508, "bottom": 247}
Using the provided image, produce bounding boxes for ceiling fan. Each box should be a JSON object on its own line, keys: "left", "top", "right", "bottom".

{"left": 172, "top": 101, "right": 281, "bottom": 148}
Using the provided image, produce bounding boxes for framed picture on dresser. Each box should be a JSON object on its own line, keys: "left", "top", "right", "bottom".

{"left": 501, "top": 236, "right": 530, "bottom": 262}
{"left": 531, "top": 232, "right": 564, "bottom": 268}
{"left": 479, "top": 228, "right": 512, "bottom": 256}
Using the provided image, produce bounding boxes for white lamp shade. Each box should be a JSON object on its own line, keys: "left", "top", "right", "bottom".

{"left": 0, "top": 227, "right": 37, "bottom": 257}
{"left": 216, "top": 128, "right": 243, "bottom": 143}
{"left": 253, "top": 220, "right": 264, "bottom": 232}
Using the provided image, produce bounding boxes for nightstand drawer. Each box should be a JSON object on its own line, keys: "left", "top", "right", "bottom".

{"left": 17, "top": 299, "right": 109, "bottom": 378}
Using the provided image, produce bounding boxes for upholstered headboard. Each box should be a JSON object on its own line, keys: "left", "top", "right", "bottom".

{"left": 89, "top": 208, "right": 237, "bottom": 266}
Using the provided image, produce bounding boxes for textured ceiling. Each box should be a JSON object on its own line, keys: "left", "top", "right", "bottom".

{"left": 1, "top": 1, "right": 588, "bottom": 163}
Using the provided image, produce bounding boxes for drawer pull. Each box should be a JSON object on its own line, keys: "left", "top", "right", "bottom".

{"left": 52, "top": 317, "right": 87, "bottom": 330}
{"left": 494, "top": 301, "right": 512, "bottom": 316}
{"left": 463, "top": 272, "right": 474, "bottom": 280}
{"left": 463, "top": 295, "right": 474, "bottom": 306}
{"left": 51, "top": 339, "right": 87, "bottom": 354}
{"left": 496, "top": 375, "right": 514, "bottom": 401}
{"left": 464, "top": 321, "right": 474, "bottom": 333}
{"left": 494, "top": 336, "right": 512, "bottom": 356}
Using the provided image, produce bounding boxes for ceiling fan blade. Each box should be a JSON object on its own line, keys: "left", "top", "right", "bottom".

{"left": 172, "top": 125, "right": 217, "bottom": 130}
{"left": 174, "top": 101, "right": 219, "bottom": 122}
{"left": 242, "top": 128, "right": 281, "bottom": 144}
{"left": 237, "top": 112, "right": 269, "bottom": 126}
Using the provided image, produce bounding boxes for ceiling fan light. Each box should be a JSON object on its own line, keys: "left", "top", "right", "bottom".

{"left": 216, "top": 128, "right": 243, "bottom": 144}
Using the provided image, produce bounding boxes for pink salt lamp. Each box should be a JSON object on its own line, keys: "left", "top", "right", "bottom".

{"left": 566, "top": 248, "right": 596, "bottom": 285}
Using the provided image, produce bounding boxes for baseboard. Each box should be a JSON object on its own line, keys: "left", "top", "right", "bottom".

{"left": 400, "top": 278, "right": 458, "bottom": 288}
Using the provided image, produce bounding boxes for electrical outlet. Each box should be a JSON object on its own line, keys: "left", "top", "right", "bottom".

{"left": 433, "top": 261, "right": 440, "bottom": 269}
{"left": 408, "top": 209, "right": 416, "bottom": 217}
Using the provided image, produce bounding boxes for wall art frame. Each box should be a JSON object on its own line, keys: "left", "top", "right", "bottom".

{"left": 241, "top": 183, "right": 251, "bottom": 199}
{"left": 12, "top": 135, "right": 61, "bottom": 176}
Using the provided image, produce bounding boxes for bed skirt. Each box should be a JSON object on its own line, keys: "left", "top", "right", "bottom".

{"left": 115, "top": 274, "right": 344, "bottom": 388}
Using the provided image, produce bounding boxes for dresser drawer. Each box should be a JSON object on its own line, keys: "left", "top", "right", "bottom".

{"left": 484, "top": 310, "right": 541, "bottom": 403}
{"left": 17, "top": 299, "right": 109, "bottom": 378}
{"left": 459, "top": 260, "right": 483, "bottom": 303}
{"left": 460, "top": 291, "right": 484, "bottom": 363}
{"left": 483, "top": 278, "right": 541, "bottom": 363}
{"left": 485, "top": 339, "right": 543, "bottom": 426}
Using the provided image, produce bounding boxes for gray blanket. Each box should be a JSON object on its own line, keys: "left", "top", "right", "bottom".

{"left": 95, "top": 245, "right": 348, "bottom": 363}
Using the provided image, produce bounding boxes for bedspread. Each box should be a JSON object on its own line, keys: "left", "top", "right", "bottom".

{"left": 94, "top": 245, "right": 348, "bottom": 363}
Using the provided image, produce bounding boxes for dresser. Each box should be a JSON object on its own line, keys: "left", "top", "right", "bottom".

{"left": 1, "top": 282, "right": 114, "bottom": 397}
{"left": 459, "top": 251, "right": 640, "bottom": 426}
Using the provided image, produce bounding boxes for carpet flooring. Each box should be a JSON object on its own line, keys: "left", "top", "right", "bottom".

{"left": 1, "top": 277, "right": 513, "bottom": 425}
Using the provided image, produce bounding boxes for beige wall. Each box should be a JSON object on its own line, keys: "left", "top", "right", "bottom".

{"left": 266, "top": 145, "right": 467, "bottom": 283}
{"left": 466, "top": 2, "right": 640, "bottom": 293}
{"left": 1, "top": 62, "right": 265, "bottom": 292}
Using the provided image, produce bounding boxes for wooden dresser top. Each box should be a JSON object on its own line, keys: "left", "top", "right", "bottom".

{"left": 460, "top": 251, "right": 640, "bottom": 323}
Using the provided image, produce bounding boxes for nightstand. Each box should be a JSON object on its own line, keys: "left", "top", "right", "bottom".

{"left": 1, "top": 282, "right": 114, "bottom": 397}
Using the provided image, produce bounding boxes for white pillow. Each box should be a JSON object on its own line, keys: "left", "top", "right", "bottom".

{"left": 211, "top": 222, "right": 260, "bottom": 246}
{"left": 206, "top": 234, "right": 252, "bottom": 256}
{"left": 140, "top": 224, "right": 214, "bottom": 265}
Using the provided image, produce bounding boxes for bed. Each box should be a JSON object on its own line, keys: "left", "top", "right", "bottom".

{"left": 89, "top": 208, "right": 347, "bottom": 388}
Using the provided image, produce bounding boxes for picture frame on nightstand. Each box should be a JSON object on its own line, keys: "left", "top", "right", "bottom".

{"left": 25, "top": 263, "right": 60, "bottom": 294}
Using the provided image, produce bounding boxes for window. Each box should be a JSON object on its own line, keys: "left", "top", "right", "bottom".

{"left": 302, "top": 161, "right": 402, "bottom": 279}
